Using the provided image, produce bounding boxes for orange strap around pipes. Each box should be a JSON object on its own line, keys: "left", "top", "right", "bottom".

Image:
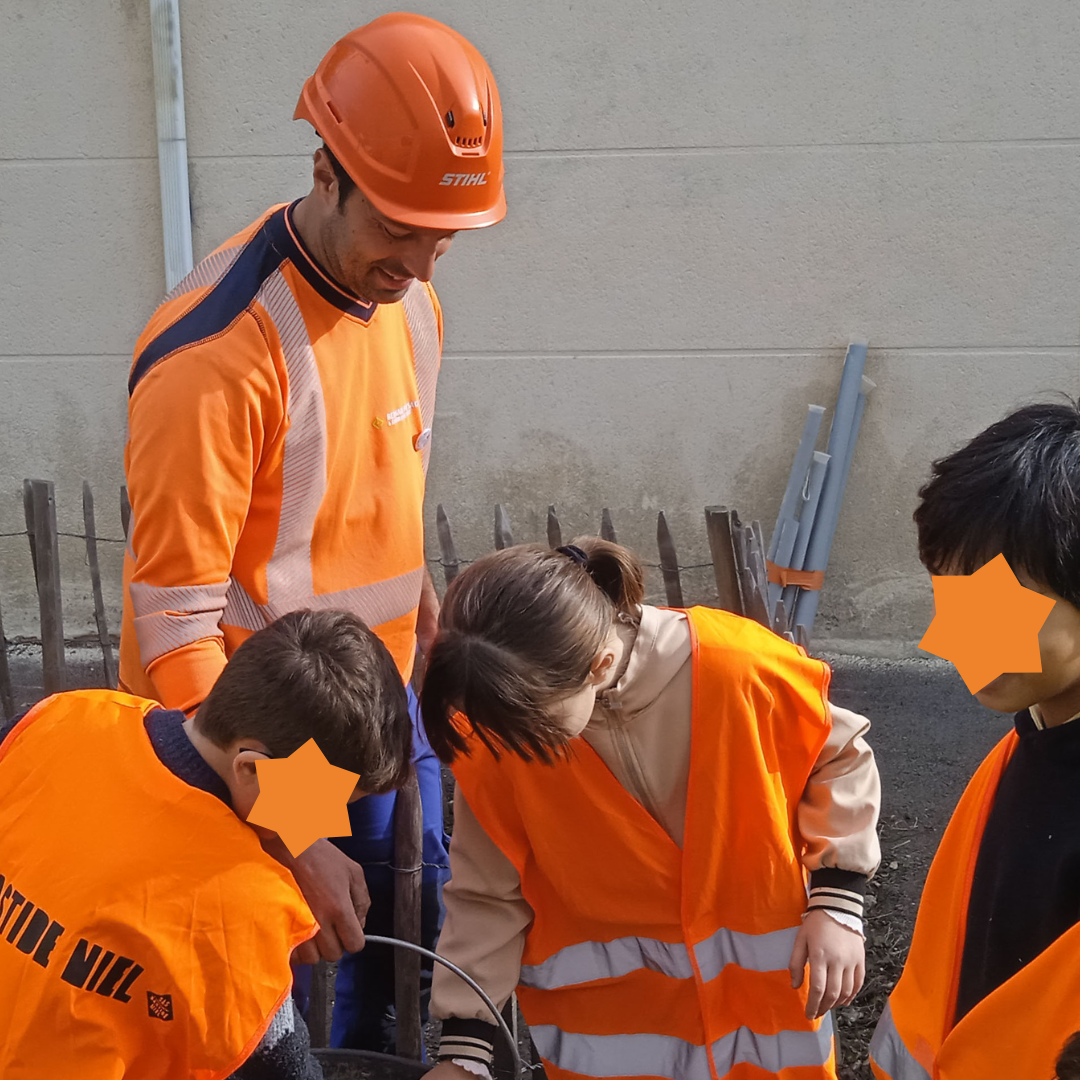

{"left": 766, "top": 561, "right": 825, "bottom": 591}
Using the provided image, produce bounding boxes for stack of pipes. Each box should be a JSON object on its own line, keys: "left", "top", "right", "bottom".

{"left": 765, "top": 343, "right": 875, "bottom": 642}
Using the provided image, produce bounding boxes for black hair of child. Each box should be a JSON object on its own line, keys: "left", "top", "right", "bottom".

{"left": 914, "top": 398, "right": 1080, "bottom": 607}
{"left": 1057, "top": 1030, "right": 1080, "bottom": 1080}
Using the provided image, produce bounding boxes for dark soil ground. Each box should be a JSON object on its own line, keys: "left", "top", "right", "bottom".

{"left": 7, "top": 644, "right": 1014, "bottom": 1079}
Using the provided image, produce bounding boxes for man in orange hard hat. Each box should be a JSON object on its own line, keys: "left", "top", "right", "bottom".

{"left": 120, "top": 12, "right": 505, "bottom": 1057}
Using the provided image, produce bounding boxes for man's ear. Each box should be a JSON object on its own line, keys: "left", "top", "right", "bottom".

{"left": 311, "top": 147, "right": 339, "bottom": 205}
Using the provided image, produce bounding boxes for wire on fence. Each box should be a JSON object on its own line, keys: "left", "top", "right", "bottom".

{"left": 0, "top": 530, "right": 125, "bottom": 544}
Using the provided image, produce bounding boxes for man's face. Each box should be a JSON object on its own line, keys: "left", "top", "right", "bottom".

{"left": 319, "top": 182, "right": 457, "bottom": 305}
{"left": 968, "top": 570, "right": 1080, "bottom": 723}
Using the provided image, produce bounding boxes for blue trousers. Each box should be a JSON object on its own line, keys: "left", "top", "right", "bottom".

{"left": 293, "top": 685, "right": 449, "bottom": 1053}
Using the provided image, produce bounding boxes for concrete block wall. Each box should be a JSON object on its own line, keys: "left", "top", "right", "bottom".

{"left": 2, "top": 0, "right": 1079, "bottom": 648}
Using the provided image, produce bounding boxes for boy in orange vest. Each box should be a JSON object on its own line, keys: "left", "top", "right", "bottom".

{"left": 870, "top": 400, "right": 1080, "bottom": 1079}
{"left": 0, "top": 609, "right": 413, "bottom": 1080}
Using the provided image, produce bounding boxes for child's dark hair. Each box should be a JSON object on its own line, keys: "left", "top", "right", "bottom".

{"left": 420, "top": 538, "right": 645, "bottom": 765}
{"left": 1057, "top": 1031, "right": 1080, "bottom": 1080}
{"left": 196, "top": 609, "right": 412, "bottom": 794}
{"left": 914, "top": 399, "right": 1080, "bottom": 606}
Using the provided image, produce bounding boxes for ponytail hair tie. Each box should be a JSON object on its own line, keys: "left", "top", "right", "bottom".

{"left": 556, "top": 544, "right": 590, "bottom": 567}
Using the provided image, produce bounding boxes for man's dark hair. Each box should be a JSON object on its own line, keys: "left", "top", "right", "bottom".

{"left": 196, "top": 610, "right": 411, "bottom": 794}
{"left": 913, "top": 398, "right": 1080, "bottom": 606}
{"left": 322, "top": 142, "right": 356, "bottom": 208}
{"left": 1057, "top": 1031, "right": 1080, "bottom": 1080}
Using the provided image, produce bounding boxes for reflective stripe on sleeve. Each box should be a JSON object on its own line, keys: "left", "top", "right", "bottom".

{"left": 868, "top": 1002, "right": 932, "bottom": 1080}
{"left": 520, "top": 924, "right": 800, "bottom": 990}
{"left": 223, "top": 567, "right": 425, "bottom": 635}
{"left": 529, "top": 1013, "right": 833, "bottom": 1079}
{"left": 129, "top": 581, "right": 230, "bottom": 666}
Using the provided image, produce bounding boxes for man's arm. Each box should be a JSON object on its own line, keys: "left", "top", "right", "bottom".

{"left": 126, "top": 317, "right": 284, "bottom": 713}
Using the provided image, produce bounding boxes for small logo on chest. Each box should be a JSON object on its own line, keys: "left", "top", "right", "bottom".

{"left": 385, "top": 400, "right": 420, "bottom": 427}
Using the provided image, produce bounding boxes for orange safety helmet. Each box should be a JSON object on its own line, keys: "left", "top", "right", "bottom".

{"left": 295, "top": 13, "right": 506, "bottom": 231}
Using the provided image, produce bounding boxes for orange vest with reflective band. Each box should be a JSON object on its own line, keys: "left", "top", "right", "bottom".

{"left": 0, "top": 690, "right": 316, "bottom": 1080}
{"left": 453, "top": 607, "right": 838, "bottom": 1080}
{"left": 869, "top": 732, "right": 1080, "bottom": 1080}
{"left": 120, "top": 202, "right": 443, "bottom": 713}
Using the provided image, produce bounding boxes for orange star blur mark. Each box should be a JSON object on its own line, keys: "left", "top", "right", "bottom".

{"left": 919, "top": 553, "right": 1056, "bottom": 693}
{"left": 246, "top": 739, "right": 359, "bottom": 857}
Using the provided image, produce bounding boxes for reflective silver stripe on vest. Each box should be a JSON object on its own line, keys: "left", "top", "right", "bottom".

{"left": 401, "top": 281, "right": 440, "bottom": 473}
{"left": 222, "top": 568, "right": 425, "bottom": 635}
{"left": 163, "top": 244, "right": 244, "bottom": 303}
{"left": 868, "top": 1002, "right": 932, "bottom": 1080}
{"left": 520, "top": 923, "right": 800, "bottom": 991}
{"left": 530, "top": 1013, "right": 833, "bottom": 1079}
{"left": 130, "top": 580, "right": 231, "bottom": 665}
{"left": 694, "top": 924, "right": 800, "bottom": 982}
{"left": 519, "top": 935, "right": 694, "bottom": 990}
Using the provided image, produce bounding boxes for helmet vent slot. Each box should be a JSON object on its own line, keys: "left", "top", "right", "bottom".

{"left": 454, "top": 135, "right": 483, "bottom": 147}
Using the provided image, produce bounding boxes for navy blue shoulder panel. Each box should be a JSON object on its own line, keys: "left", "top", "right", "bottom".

{"left": 128, "top": 207, "right": 290, "bottom": 396}
{"left": 264, "top": 204, "right": 378, "bottom": 322}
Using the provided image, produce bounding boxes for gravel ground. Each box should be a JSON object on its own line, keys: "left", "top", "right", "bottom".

{"left": 5, "top": 644, "right": 1015, "bottom": 1078}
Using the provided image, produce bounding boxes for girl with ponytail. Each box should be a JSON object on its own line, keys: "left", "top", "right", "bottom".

{"left": 422, "top": 538, "right": 881, "bottom": 1080}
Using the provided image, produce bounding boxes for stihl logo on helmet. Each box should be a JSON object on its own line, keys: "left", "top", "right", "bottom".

{"left": 439, "top": 172, "right": 489, "bottom": 187}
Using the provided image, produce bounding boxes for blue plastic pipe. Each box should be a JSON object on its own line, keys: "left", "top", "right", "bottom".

{"left": 792, "top": 347, "right": 871, "bottom": 633}
{"left": 766, "top": 404, "right": 826, "bottom": 610}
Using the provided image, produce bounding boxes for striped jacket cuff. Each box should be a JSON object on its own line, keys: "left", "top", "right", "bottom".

{"left": 807, "top": 868, "right": 867, "bottom": 920}
{"left": 439, "top": 1018, "right": 498, "bottom": 1066}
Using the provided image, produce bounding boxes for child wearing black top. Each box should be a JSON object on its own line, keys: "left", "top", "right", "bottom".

{"left": 870, "top": 400, "right": 1080, "bottom": 1080}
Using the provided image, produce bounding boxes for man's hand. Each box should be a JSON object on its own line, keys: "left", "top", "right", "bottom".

{"left": 261, "top": 835, "right": 370, "bottom": 964}
{"left": 788, "top": 908, "right": 865, "bottom": 1020}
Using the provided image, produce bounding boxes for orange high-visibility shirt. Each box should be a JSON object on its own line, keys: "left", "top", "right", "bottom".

{"left": 0, "top": 690, "right": 315, "bottom": 1079}
{"left": 120, "top": 202, "right": 442, "bottom": 713}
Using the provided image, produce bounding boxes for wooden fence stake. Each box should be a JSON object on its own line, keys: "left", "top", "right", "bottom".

{"left": 740, "top": 524, "right": 771, "bottom": 628}
{"left": 393, "top": 770, "right": 424, "bottom": 1060}
{"left": 435, "top": 504, "right": 460, "bottom": 586}
{"left": 546, "top": 505, "right": 562, "bottom": 549}
{"left": 120, "top": 485, "right": 132, "bottom": 540}
{"left": 704, "top": 507, "right": 744, "bottom": 615}
{"left": 83, "top": 482, "right": 117, "bottom": 688}
{"left": 0, "top": 593, "right": 14, "bottom": 720}
{"left": 308, "top": 962, "right": 335, "bottom": 1049}
{"left": 656, "top": 512, "right": 685, "bottom": 608}
{"left": 795, "top": 624, "right": 811, "bottom": 652}
{"left": 494, "top": 504, "right": 514, "bottom": 550}
{"left": 600, "top": 508, "right": 618, "bottom": 543}
{"left": 23, "top": 480, "right": 66, "bottom": 695}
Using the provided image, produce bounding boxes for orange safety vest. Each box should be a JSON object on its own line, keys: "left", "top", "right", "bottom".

{"left": 453, "top": 606, "right": 838, "bottom": 1080}
{"left": 0, "top": 690, "right": 316, "bottom": 1080}
{"left": 869, "top": 732, "right": 1080, "bottom": 1080}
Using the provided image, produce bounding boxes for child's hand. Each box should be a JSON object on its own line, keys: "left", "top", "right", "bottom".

{"left": 787, "top": 908, "right": 865, "bottom": 1020}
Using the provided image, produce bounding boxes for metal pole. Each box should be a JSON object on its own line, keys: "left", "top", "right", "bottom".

{"left": 149, "top": 0, "right": 194, "bottom": 291}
